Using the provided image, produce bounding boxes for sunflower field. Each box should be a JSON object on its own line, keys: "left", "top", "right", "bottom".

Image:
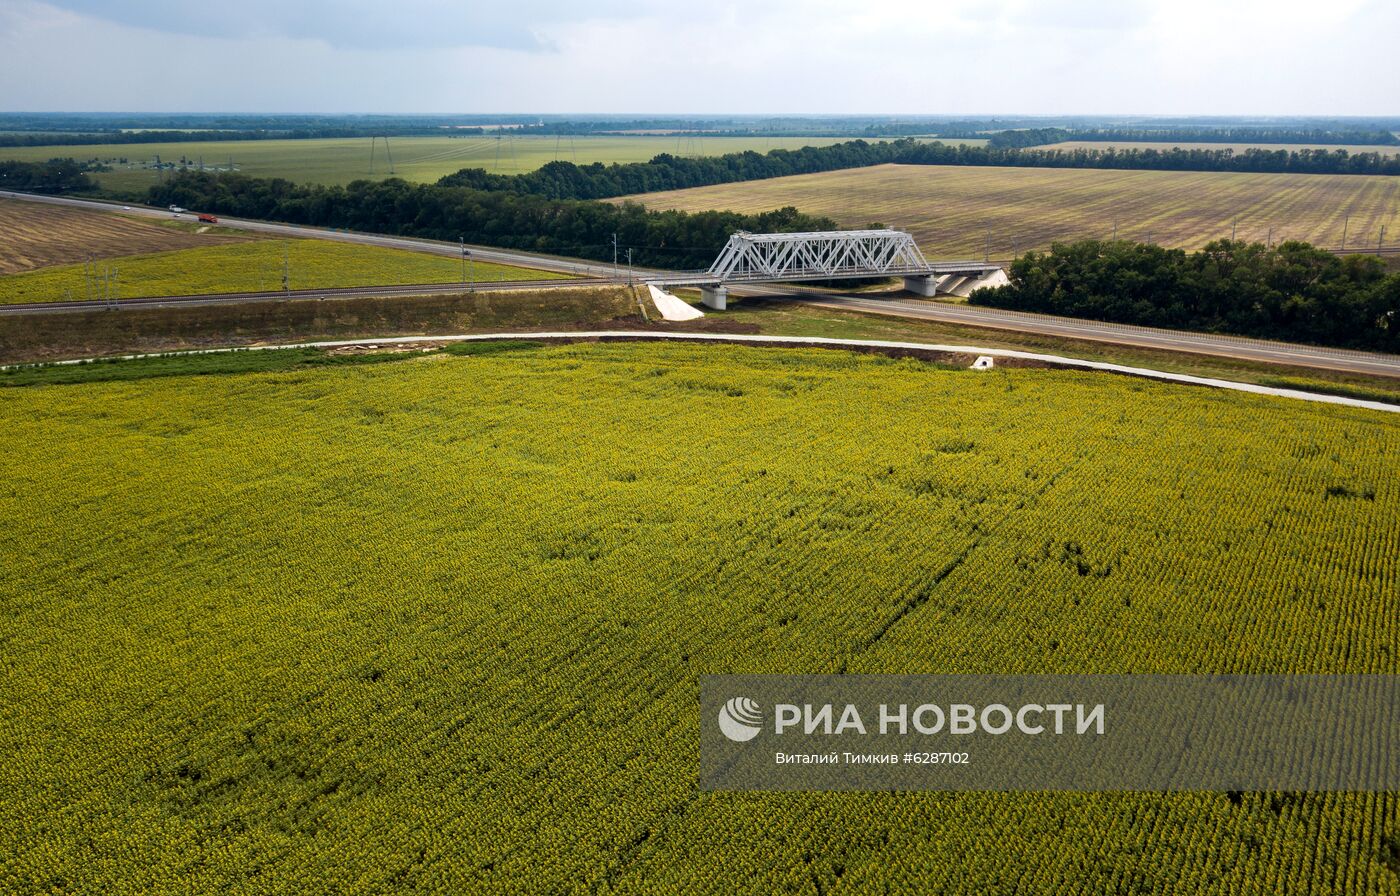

{"left": 0, "top": 342, "right": 1396, "bottom": 894}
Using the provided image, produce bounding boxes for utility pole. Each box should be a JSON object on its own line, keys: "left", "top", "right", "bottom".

{"left": 460, "top": 236, "right": 466, "bottom": 286}
{"left": 626, "top": 248, "right": 634, "bottom": 285}
{"left": 282, "top": 243, "right": 290, "bottom": 292}
{"left": 612, "top": 233, "right": 619, "bottom": 279}
{"left": 1341, "top": 215, "right": 1349, "bottom": 251}
{"left": 1111, "top": 218, "right": 1117, "bottom": 240}
{"left": 1231, "top": 219, "right": 1237, "bottom": 241}
{"left": 1381, "top": 226, "right": 1387, "bottom": 251}
{"left": 984, "top": 230, "right": 991, "bottom": 263}
{"left": 1267, "top": 226, "right": 1273, "bottom": 247}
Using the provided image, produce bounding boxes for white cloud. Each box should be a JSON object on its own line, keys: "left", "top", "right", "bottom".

{"left": 38, "top": 0, "right": 654, "bottom": 50}
{"left": 0, "top": 0, "right": 1395, "bottom": 114}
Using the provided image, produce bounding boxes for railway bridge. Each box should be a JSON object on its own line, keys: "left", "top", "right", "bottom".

{"left": 651, "top": 229, "right": 1004, "bottom": 309}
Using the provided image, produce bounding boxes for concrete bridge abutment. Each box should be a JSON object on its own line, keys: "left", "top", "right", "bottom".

{"left": 700, "top": 285, "right": 728, "bottom": 311}
{"left": 902, "top": 275, "right": 939, "bottom": 297}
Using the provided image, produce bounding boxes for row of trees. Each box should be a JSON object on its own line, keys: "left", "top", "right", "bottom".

{"left": 971, "top": 239, "right": 1399, "bottom": 351}
{"left": 0, "top": 159, "right": 100, "bottom": 193}
{"left": 434, "top": 139, "right": 1400, "bottom": 204}
{"left": 0, "top": 128, "right": 480, "bottom": 148}
{"left": 0, "top": 130, "right": 267, "bottom": 147}
{"left": 988, "top": 127, "right": 1400, "bottom": 149}
{"left": 12, "top": 136, "right": 1400, "bottom": 207}
{"left": 144, "top": 171, "right": 834, "bottom": 269}
{"left": 900, "top": 141, "right": 1400, "bottom": 175}
{"left": 436, "top": 141, "right": 905, "bottom": 199}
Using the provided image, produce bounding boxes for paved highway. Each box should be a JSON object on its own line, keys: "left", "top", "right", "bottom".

{"left": 5, "top": 191, "right": 1399, "bottom": 379}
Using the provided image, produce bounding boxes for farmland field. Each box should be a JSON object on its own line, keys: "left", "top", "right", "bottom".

{"left": 1, "top": 341, "right": 1396, "bottom": 894}
{"left": 0, "top": 239, "right": 565, "bottom": 304}
{"left": 0, "top": 135, "right": 871, "bottom": 192}
{"left": 625, "top": 163, "right": 1400, "bottom": 258}
{"left": 0, "top": 196, "right": 251, "bottom": 273}
{"left": 1033, "top": 140, "right": 1400, "bottom": 157}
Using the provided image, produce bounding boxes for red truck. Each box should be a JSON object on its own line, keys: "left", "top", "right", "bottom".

{"left": 197, "top": 213, "right": 219, "bottom": 224}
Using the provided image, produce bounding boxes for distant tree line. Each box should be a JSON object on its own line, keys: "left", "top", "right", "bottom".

{"left": 988, "top": 127, "right": 1400, "bottom": 148}
{"left": 432, "top": 139, "right": 1400, "bottom": 204}
{"left": 510, "top": 120, "right": 991, "bottom": 139}
{"left": 0, "top": 159, "right": 100, "bottom": 194}
{"left": 5, "top": 113, "right": 1397, "bottom": 146}
{"left": 986, "top": 129, "right": 1076, "bottom": 149}
{"left": 971, "top": 239, "right": 1399, "bottom": 352}
{"left": 144, "top": 171, "right": 834, "bottom": 268}
{"left": 900, "top": 141, "right": 1400, "bottom": 175}
{"left": 436, "top": 142, "right": 909, "bottom": 199}
{"left": 0, "top": 128, "right": 487, "bottom": 148}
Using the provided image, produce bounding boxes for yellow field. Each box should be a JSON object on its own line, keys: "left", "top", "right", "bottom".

{"left": 624, "top": 163, "right": 1400, "bottom": 259}
{"left": 1, "top": 342, "right": 1396, "bottom": 893}
{"left": 0, "top": 239, "right": 565, "bottom": 304}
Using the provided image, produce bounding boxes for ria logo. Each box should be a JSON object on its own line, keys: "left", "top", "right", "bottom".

{"left": 718, "top": 696, "right": 763, "bottom": 742}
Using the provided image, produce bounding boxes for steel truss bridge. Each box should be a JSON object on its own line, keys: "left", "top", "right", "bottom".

{"left": 649, "top": 229, "right": 1003, "bottom": 309}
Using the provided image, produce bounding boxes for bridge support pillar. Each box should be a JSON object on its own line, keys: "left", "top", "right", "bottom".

{"left": 903, "top": 275, "right": 939, "bottom": 297}
{"left": 700, "top": 285, "right": 728, "bottom": 311}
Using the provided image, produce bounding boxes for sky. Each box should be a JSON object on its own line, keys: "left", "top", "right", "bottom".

{"left": 1, "top": 0, "right": 1396, "bottom": 115}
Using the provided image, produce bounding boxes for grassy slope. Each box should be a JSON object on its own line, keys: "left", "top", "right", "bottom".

{"left": 714, "top": 295, "right": 1400, "bottom": 403}
{"left": 0, "top": 238, "right": 565, "bottom": 304}
{"left": 0, "top": 135, "right": 864, "bottom": 190}
{"left": 2, "top": 276, "right": 1397, "bottom": 404}
{"left": 0, "top": 286, "right": 641, "bottom": 364}
{"left": 625, "top": 163, "right": 1400, "bottom": 258}
{"left": 0, "top": 342, "right": 1395, "bottom": 894}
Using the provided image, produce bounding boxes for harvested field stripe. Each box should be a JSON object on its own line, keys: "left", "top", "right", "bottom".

{"left": 621, "top": 164, "right": 1400, "bottom": 259}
